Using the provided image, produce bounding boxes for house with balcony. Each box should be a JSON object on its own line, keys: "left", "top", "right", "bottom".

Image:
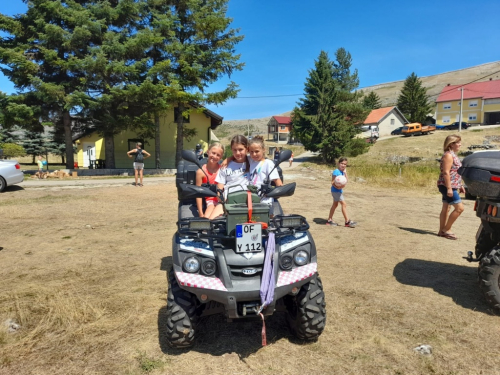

{"left": 435, "top": 79, "right": 500, "bottom": 125}
{"left": 267, "top": 115, "right": 292, "bottom": 144}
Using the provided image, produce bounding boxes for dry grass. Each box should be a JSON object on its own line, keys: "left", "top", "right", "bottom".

{"left": 1, "top": 135, "right": 500, "bottom": 374}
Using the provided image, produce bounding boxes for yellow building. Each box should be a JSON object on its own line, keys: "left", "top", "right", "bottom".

{"left": 435, "top": 79, "right": 500, "bottom": 125}
{"left": 73, "top": 105, "right": 222, "bottom": 169}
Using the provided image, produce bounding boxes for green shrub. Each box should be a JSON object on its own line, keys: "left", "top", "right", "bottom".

{"left": 0, "top": 143, "right": 26, "bottom": 158}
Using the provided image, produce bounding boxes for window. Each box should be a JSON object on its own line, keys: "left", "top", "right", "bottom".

{"left": 469, "top": 100, "right": 478, "bottom": 107}
{"left": 174, "top": 107, "right": 190, "bottom": 123}
{"left": 390, "top": 119, "right": 395, "bottom": 125}
{"left": 128, "top": 139, "right": 144, "bottom": 151}
{"left": 469, "top": 114, "right": 477, "bottom": 121}
{"left": 442, "top": 116, "right": 450, "bottom": 123}
{"left": 280, "top": 125, "right": 286, "bottom": 130}
{"left": 443, "top": 103, "right": 451, "bottom": 109}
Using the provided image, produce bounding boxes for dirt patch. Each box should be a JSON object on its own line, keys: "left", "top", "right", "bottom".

{"left": 0, "top": 173, "right": 499, "bottom": 375}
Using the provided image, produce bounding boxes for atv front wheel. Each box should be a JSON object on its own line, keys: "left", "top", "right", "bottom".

{"left": 285, "top": 274, "right": 326, "bottom": 340}
{"left": 478, "top": 249, "right": 500, "bottom": 314}
{"left": 165, "top": 267, "right": 200, "bottom": 348}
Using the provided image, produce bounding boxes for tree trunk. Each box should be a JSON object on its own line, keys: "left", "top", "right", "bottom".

{"left": 63, "top": 111, "right": 74, "bottom": 169}
{"left": 155, "top": 113, "right": 161, "bottom": 169}
{"left": 175, "top": 102, "right": 184, "bottom": 167}
{"left": 104, "top": 135, "right": 115, "bottom": 169}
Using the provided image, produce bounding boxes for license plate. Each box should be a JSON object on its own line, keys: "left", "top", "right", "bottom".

{"left": 235, "top": 223, "right": 262, "bottom": 253}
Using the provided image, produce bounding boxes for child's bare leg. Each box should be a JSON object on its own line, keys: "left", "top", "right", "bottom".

{"left": 328, "top": 201, "right": 339, "bottom": 221}
{"left": 209, "top": 204, "right": 224, "bottom": 219}
{"left": 340, "top": 201, "right": 348, "bottom": 222}
{"left": 204, "top": 204, "right": 215, "bottom": 218}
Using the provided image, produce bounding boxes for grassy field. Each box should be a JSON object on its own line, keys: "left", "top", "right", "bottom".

{"left": 303, "top": 126, "right": 500, "bottom": 190}
{"left": 1, "top": 129, "right": 499, "bottom": 375}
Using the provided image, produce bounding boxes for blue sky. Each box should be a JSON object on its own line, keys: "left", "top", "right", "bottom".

{"left": 1, "top": 0, "right": 500, "bottom": 120}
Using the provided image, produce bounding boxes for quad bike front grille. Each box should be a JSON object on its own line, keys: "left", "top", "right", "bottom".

{"left": 229, "top": 265, "right": 263, "bottom": 279}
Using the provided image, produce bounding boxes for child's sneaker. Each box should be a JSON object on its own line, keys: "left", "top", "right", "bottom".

{"left": 345, "top": 220, "right": 357, "bottom": 228}
{"left": 326, "top": 219, "right": 337, "bottom": 226}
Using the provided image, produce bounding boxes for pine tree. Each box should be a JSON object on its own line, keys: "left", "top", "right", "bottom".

{"left": 0, "top": 1, "right": 98, "bottom": 169}
{"left": 292, "top": 49, "right": 369, "bottom": 163}
{"left": 162, "top": 0, "right": 244, "bottom": 166}
{"left": 362, "top": 91, "right": 382, "bottom": 109}
{"left": 397, "top": 73, "right": 432, "bottom": 123}
{"left": 22, "top": 130, "right": 46, "bottom": 164}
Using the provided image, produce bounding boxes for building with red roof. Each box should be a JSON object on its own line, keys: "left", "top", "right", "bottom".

{"left": 267, "top": 115, "right": 293, "bottom": 144}
{"left": 362, "top": 106, "right": 408, "bottom": 137}
{"left": 435, "top": 78, "right": 500, "bottom": 125}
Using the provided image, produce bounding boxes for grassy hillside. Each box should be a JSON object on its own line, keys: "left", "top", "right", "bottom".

{"left": 214, "top": 61, "right": 500, "bottom": 139}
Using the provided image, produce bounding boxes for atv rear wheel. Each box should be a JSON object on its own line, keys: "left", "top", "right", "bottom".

{"left": 285, "top": 274, "right": 326, "bottom": 340}
{"left": 475, "top": 225, "right": 499, "bottom": 259}
{"left": 478, "top": 249, "right": 500, "bottom": 314}
{"left": 165, "top": 267, "right": 200, "bottom": 348}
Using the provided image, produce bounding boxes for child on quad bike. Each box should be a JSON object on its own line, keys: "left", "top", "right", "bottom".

{"left": 248, "top": 135, "right": 283, "bottom": 204}
{"left": 208, "top": 135, "right": 250, "bottom": 219}
{"left": 195, "top": 142, "right": 224, "bottom": 218}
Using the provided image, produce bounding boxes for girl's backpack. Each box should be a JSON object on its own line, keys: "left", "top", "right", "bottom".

{"left": 135, "top": 149, "right": 144, "bottom": 163}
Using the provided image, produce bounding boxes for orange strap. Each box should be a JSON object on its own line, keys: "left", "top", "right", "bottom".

{"left": 246, "top": 191, "right": 268, "bottom": 229}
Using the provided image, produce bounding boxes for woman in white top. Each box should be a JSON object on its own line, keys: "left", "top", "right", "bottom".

{"left": 208, "top": 135, "right": 250, "bottom": 219}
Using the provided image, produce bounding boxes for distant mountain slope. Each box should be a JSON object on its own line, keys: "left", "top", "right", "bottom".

{"left": 362, "top": 60, "right": 500, "bottom": 107}
{"left": 214, "top": 61, "right": 500, "bottom": 139}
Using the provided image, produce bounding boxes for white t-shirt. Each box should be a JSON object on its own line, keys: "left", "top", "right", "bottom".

{"left": 249, "top": 159, "right": 280, "bottom": 204}
{"left": 215, "top": 160, "right": 249, "bottom": 199}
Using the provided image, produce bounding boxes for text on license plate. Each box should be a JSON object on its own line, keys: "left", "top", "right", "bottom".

{"left": 236, "top": 223, "right": 262, "bottom": 253}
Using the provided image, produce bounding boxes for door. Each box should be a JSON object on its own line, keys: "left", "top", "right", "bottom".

{"left": 82, "top": 143, "right": 96, "bottom": 168}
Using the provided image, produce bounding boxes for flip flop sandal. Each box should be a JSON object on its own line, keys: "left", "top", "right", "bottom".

{"left": 437, "top": 231, "right": 445, "bottom": 237}
{"left": 442, "top": 232, "right": 457, "bottom": 240}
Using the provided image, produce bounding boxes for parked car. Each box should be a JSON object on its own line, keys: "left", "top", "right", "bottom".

{"left": 437, "top": 122, "right": 470, "bottom": 130}
{"left": 391, "top": 127, "right": 404, "bottom": 135}
{"left": 0, "top": 159, "right": 24, "bottom": 192}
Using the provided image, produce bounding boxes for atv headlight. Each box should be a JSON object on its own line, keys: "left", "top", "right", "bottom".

{"left": 294, "top": 250, "right": 309, "bottom": 266}
{"left": 183, "top": 256, "right": 201, "bottom": 273}
{"left": 188, "top": 218, "right": 211, "bottom": 231}
{"left": 279, "top": 254, "right": 293, "bottom": 270}
{"left": 201, "top": 259, "right": 217, "bottom": 276}
{"left": 275, "top": 215, "right": 304, "bottom": 229}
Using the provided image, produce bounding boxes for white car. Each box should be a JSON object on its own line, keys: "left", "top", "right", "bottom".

{"left": 0, "top": 159, "right": 24, "bottom": 192}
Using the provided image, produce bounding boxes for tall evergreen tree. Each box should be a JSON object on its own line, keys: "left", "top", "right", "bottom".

{"left": 362, "top": 91, "right": 382, "bottom": 109}
{"left": 292, "top": 49, "right": 369, "bottom": 163}
{"left": 0, "top": 1, "right": 99, "bottom": 169}
{"left": 397, "top": 72, "right": 432, "bottom": 123}
{"left": 162, "top": 0, "right": 244, "bottom": 166}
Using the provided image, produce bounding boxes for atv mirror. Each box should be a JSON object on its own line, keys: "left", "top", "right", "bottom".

{"left": 266, "top": 182, "right": 296, "bottom": 198}
{"left": 182, "top": 150, "right": 202, "bottom": 167}
{"left": 278, "top": 149, "right": 292, "bottom": 164}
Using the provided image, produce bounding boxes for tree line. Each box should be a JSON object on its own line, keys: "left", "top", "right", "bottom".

{"left": 0, "top": 0, "right": 242, "bottom": 168}
{"left": 292, "top": 49, "right": 432, "bottom": 163}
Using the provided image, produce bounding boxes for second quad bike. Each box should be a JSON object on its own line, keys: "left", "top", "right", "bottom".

{"left": 165, "top": 149, "right": 326, "bottom": 348}
{"left": 460, "top": 150, "right": 500, "bottom": 313}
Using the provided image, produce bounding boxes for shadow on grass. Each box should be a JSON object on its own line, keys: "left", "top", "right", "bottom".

{"left": 313, "top": 218, "right": 329, "bottom": 225}
{"left": 2, "top": 185, "right": 25, "bottom": 193}
{"left": 393, "top": 258, "right": 495, "bottom": 315}
{"left": 157, "top": 257, "right": 312, "bottom": 357}
{"left": 398, "top": 226, "right": 436, "bottom": 236}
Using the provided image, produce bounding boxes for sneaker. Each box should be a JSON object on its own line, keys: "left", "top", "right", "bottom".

{"left": 326, "top": 219, "right": 337, "bottom": 226}
{"left": 345, "top": 220, "right": 357, "bottom": 228}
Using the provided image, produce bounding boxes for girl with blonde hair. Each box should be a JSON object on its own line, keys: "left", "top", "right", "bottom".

{"left": 195, "top": 142, "right": 224, "bottom": 218}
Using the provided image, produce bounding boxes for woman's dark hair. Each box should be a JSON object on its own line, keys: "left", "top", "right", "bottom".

{"left": 338, "top": 157, "right": 348, "bottom": 164}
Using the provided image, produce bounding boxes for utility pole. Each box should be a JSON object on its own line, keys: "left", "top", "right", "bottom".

{"left": 459, "top": 87, "right": 464, "bottom": 132}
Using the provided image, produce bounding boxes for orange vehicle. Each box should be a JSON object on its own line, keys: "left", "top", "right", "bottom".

{"left": 401, "top": 123, "right": 436, "bottom": 136}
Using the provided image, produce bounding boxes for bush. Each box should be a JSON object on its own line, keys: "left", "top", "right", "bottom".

{"left": 344, "top": 138, "right": 371, "bottom": 157}
{"left": 0, "top": 143, "right": 26, "bottom": 158}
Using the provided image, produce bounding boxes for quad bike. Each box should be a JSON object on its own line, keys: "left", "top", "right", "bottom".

{"left": 165, "top": 149, "right": 326, "bottom": 348}
{"left": 459, "top": 150, "right": 500, "bottom": 313}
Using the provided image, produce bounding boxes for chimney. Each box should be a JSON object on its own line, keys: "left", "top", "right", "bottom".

{"left": 447, "top": 83, "right": 450, "bottom": 86}
{"left": 490, "top": 78, "right": 492, "bottom": 81}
